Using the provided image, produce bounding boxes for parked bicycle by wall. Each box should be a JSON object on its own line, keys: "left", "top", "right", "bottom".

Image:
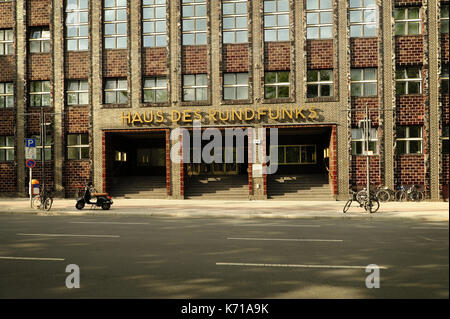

{"left": 395, "top": 185, "right": 424, "bottom": 202}
{"left": 343, "top": 188, "right": 380, "bottom": 214}
{"left": 31, "top": 185, "right": 53, "bottom": 211}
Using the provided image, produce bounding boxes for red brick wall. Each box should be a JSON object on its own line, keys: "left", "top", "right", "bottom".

{"left": 0, "top": 163, "right": 16, "bottom": 192}
{"left": 442, "top": 154, "right": 449, "bottom": 186}
{"left": 306, "top": 40, "right": 333, "bottom": 69}
{"left": 26, "top": 108, "right": 53, "bottom": 134}
{"left": 65, "top": 51, "right": 89, "bottom": 79}
{"left": 351, "top": 97, "right": 379, "bottom": 126}
{"left": 350, "top": 38, "right": 378, "bottom": 67}
{"left": 181, "top": 45, "right": 208, "bottom": 74}
{"left": 0, "top": 55, "right": 14, "bottom": 82}
{"left": 222, "top": 44, "right": 249, "bottom": 73}
{"left": 142, "top": 47, "right": 167, "bottom": 76}
{"left": 396, "top": 95, "right": 426, "bottom": 125}
{"left": 29, "top": 161, "right": 54, "bottom": 190}
{"left": 442, "top": 94, "right": 449, "bottom": 124}
{"left": 350, "top": 156, "right": 381, "bottom": 186}
{"left": 395, "top": 0, "right": 423, "bottom": 6}
{"left": 395, "top": 155, "right": 426, "bottom": 186}
{"left": 0, "top": 1, "right": 13, "bottom": 28}
{"left": 0, "top": 109, "right": 14, "bottom": 135}
{"left": 64, "top": 161, "right": 91, "bottom": 197}
{"left": 442, "top": 34, "right": 449, "bottom": 65}
{"left": 103, "top": 50, "right": 127, "bottom": 77}
{"left": 28, "top": 53, "right": 52, "bottom": 80}
{"left": 65, "top": 106, "right": 90, "bottom": 133}
{"left": 264, "top": 42, "right": 290, "bottom": 71}
{"left": 395, "top": 36, "right": 424, "bottom": 65}
{"left": 28, "top": 0, "right": 51, "bottom": 26}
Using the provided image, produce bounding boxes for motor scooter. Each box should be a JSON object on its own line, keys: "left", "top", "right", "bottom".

{"left": 76, "top": 182, "right": 113, "bottom": 210}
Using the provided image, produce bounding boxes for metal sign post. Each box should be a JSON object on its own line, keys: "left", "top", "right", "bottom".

{"left": 26, "top": 159, "right": 36, "bottom": 207}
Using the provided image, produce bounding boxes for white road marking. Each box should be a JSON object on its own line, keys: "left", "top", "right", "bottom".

{"left": 0, "top": 256, "right": 65, "bottom": 261}
{"left": 227, "top": 237, "right": 343, "bottom": 242}
{"left": 17, "top": 233, "right": 120, "bottom": 238}
{"left": 69, "top": 222, "right": 149, "bottom": 225}
{"left": 232, "top": 224, "right": 321, "bottom": 228}
{"left": 216, "top": 262, "right": 388, "bottom": 270}
{"left": 410, "top": 227, "right": 449, "bottom": 230}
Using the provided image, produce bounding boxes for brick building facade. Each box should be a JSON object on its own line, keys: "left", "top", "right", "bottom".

{"left": 0, "top": 0, "right": 448, "bottom": 201}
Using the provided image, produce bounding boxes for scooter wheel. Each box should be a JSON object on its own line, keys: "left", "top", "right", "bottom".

{"left": 76, "top": 201, "right": 85, "bottom": 210}
{"left": 101, "top": 203, "right": 111, "bottom": 210}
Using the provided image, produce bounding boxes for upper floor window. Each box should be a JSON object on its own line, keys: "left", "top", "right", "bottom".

{"left": 264, "top": 71, "right": 290, "bottom": 99}
{"left": 264, "top": 0, "right": 289, "bottom": 42}
{"left": 351, "top": 127, "right": 378, "bottom": 155}
{"left": 0, "top": 136, "right": 14, "bottom": 161}
{"left": 351, "top": 68, "right": 377, "bottom": 97}
{"left": 182, "top": 0, "right": 207, "bottom": 45}
{"left": 397, "top": 126, "right": 423, "bottom": 154}
{"left": 442, "top": 5, "right": 449, "bottom": 34}
{"left": 29, "top": 27, "right": 50, "bottom": 53}
{"left": 394, "top": 7, "right": 421, "bottom": 36}
{"left": 104, "top": 78, "right": 128, "bottom": 104}
{"left": 143, "top": 76, "right": 168, "bottom": 103}
{"left": 223, "top": 0, "right": 248, "bottom": 44}
{"left": 306, "top": 69, "right": 333, "bottom": 98}
{"left": 349, "top": 0, "right": 377, "bottom": 38}
{"left": 442, "top": 65, "right": 449, "bottom": 94}
{"left": 0, "top": 82, "right": 13, "bottom": 108}
{"left": 67, "top": 80, "right": 88, "bottom": 105}
{"left": 66, "top": 0, "right": 89, "bottom": 51}
{"left": 142, "top": 0, "right": 167, "bottom": 47}
{"left": 0, "top": 29, "right": 13, "bottom": 55}
{"left": 223, "top": 72, "right": 249, "bottom": 100}
{"left": 442, "top": 126, "right": 449, "bottom": 154}
{"left": 395, "top": 67, "right": 422, "bottom": 95}
{"left": 104, "top": 0, "right": 127, "bottom": 49}
{"left": 306, "top": 0, "right": 332, "bottom": 39}
{"left": 183, "top": 74, "right": 207, "bottom": 101}
{"left": 29, "top": 81, "right": 51, "bottom": 107}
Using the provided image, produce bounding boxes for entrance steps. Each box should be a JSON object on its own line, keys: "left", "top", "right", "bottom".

{"left": 109, "top": 176, "right": 167, "bottom": 199}
{"left": 185, "top": 175, "right": 249, "bottom": 200}
{"left": 267, "top": 174, "right": 333, "bottom": 201}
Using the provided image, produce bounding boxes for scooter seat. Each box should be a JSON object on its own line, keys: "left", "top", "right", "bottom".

{"left": 93, "top": 193, "right": 109, "bottom": 196}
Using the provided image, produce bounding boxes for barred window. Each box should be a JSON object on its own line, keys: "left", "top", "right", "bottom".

{"left": 182, "top": 0, "right": 207, "bottom": 46}
{"left": 183, "top": 74, "right": 207, "bottom": 101}
{"left": 143, "top": 77, "right": 168, "bottom": 103}
{"left": 0, "top": 82, "right": 13, "bottom": 108}
{"left": 29, "top": 81, "right": 51, "bottom": 107}
{"left": 67, "top": 133, "right": 89, "bottom": 160}
{"left": 67, "top": 80, "right": 88, "bottom": 105}
{"left": 306, "top": 70, "right": 333, "bottom": 98}
{"left": 0, "top": 29, "right": 13, "bottom": 55}
{"left": 306, "top": 0, "right": 333, "bottom": 39}
{"left": 264, "top": 0, "right": 289, "bottom": 42}
{"left": 104, "top": 0, "right": 127, "bottom": 49}
{"left": 351, "top": 68, "right": 377, "bottom": 97}
{"left": 394, "top": 7, "right": 421, "bottom": 36}
{"left": 349, "top": 0, "right": 377, "bottom": 38}
{"left": 351, "top": 128, "right": 378, "bottom": 155}
{"left": 223, "top": 73, "right": 248, "bottom": 100}
{"left": 222, "top": 0, "right": 248, "bottom": 44}
{"left": 104, "top": 78, "right": 128, "bottom": 104}
{"left": 66, "top": 0, "right": 89, "bottom": 51}
{"left": 396, "top": 67, "right": 422, "bottom": 95}
{"left": 442, "top": 65, "right": 449, "bottom": 94}
{"left": 29, "top": 27, "right": 50, "bottom": 53}
{"left": 264, "top": 71, "right": 290, "bottom": 99}
{"left": 142, "top": 0, "right": 167, "bottom": 47}
{"left": 397, "top": 126, "right": 423, "bottom": 154}
{"left": 0, "top": 136, "right": 14, "bottom": 161}
{"left": 441, "top": 5, "right": 449, "bottom": 33}
{"left": 31, "top": 134, "right": 52, "bottom": 161}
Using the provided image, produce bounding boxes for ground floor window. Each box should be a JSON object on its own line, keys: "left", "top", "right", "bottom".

{"left": 67, "top": 133, "right": 89, "bottom": 160}
{"left": 271, "top": 145, "right": 317, "bottom": 165}
{"left": 0, "top": 136, "right": 14, "bottom": 161}
{"left": 351, "top": 127, "right": 378, "bottom": 155}
{"left": 397, "top": 125, "right": 423, "bottom": 154}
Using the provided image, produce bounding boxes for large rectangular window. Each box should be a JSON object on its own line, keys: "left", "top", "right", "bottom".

{"left": 29, "top": 81, "right": 51, "bottom": 107}
{"left": 396, "top": 67, "right": 422, "bottom": 95}
{"left": 264, "top": 0, "right": 289, "bottom": 42}
{"left": 0, "top": 136, "right": 14, "bottom": 161}
{"left": 31, "top": 134, "right": 52, "bottom": 161}
{"left": 142, "top": 0, "right": 167, "bottom": 47}
{"left": 270, "top": 145, "right": 317, "bottom": 165}
{"left": 104, "top": 78, "right": 128, "bottom": 104}
{"left": 182, "top": 0, "right": 207, "bottom": 46}
{"left": 67, "top": 133, "right": 89, "bottom": 160}
{"left": 306, "top": 0, "right": 333, "bottom": 39}
{"left": 66, "top": 0, "right": 89, "bottom": 51}
{"left": 223, "top": 73, "right": 248, "bottom": 100}
{"left": 394, "top": 7, "right": 421, "bottom": 36}
{"left": 306, "top": 69, "right": 333, "bottom": 98}
{"left": 351, "top": 68, "right": 377, "bottom": 97}
{"left": 397, "top": 126, "right": 423, "bottom": 154}
{"left": 143, "top": 76, "right": 168, "bottom": 103}
{"left": 351, "top": 128, "right": 378, "bottom": 155}
{"left": 183, "top": 74, "right": 207, "bottom": 101}
{"left": 222, "top": 0, "right": 248, "bottom": 44}
{"left": 349, "top": 0, "right": 377, "bottom": 38}
{"left": 443, "top": 126, "right": 449, "bottom": 154}
{"left": 0, "top": 82, "right": 13, "bottom": 108}
{"left": 264, "top": 71, "right": 290, "bottom": 99}
{"left": 66, "top": 80, "right": 88, "bottom": 105}
{"left": 441, "top": 65, "right": 449, "bottom": 94}
{"left": 29, "top": 27, "right": 50, "bottom": 53}
{"left": 441, "top": 5, "right": 449, "bottom": 33}
{"left": 104, "top": 0, "right": 127, "bottom": 49}
{"left": 0, "top": 29, "right": 13, "bottom": 55}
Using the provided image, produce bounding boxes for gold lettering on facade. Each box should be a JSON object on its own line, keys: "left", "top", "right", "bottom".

{"left": 172, "top": 110, "right": 181, "bottom": 122}
{"left": 269, "top": 107, "right": 280, "bottom": 120}
{"left": 308, "top": 106, "right": 318, "bottom": 119}
{"left": 295, "top": 106, "right": 306, "bottom": 119}
{"left": 143, "top": 112, "right": 153, "bottom": 123}
{"left": 132, "top": 112, "right": 143, "bottom": 124}
{"left": 231, "top": 108, "right": 242, "bottom": 121}
{"left": 156, "top": 110, "right": 164, "bottom": 123}
{"left": 182, "top": 110, "right": 193, "bottom": 122}
{"left": 208, "top": 109, "right": 217, "bottom": 121}
{"left": 245, "top": 108, "right": 255, "bottom": 121}
{"left": 121, "top": 112, "right": 131, "bottom": 124}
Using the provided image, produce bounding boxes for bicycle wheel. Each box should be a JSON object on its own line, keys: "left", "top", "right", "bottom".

{"left": 364, "top": 199, "right": 380, "bottom": 213}
{"left": 343, "top": 200, "right": 352, "bottom": 213}
{"left": 395, "top": 190, "right": 406, "bottom": 202}
{"left": 411, "top": 191, "right": 424, "bottom": 202}
{"left": 32, "top": 196, "right": 41, "bottom": 209}
{"left": 376, "top": 189, "right": 390, "bottom": 203}
{"left": 356, "top": 190, "right": 367, "bottom": 205}
{"left": 43, "top": 198, "right": 53, "bottom": 211}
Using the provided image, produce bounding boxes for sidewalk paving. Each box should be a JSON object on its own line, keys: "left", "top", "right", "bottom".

{"left": 0, "top": 198, "right": 448, "bottom": 222}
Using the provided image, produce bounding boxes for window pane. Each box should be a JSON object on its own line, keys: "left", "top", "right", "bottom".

{"left": 307, "top": 85, "right": 319, "bottom": 98}
{"left": 397, "top": 141, "right": 406, "bottom": 154}
{"left": 144, "top": 89, "right": 155, "bottom": 102}
{"left": 105, "top": 91, "right": 116, "bottom": 103}
{"left": 67, "top": 93, "right": 78, "bottom": 105}
{"left": 364, "top": 68, "right": 376, "bottom": 80}
{"left": 409, "top": 141, "right": 421, "bottom": 154}
{"left": 307, "top": 27, "right": 319, "bottom": 39}
{"left": 408, "top": 8, "right": 420, "bottom": 19}
{"left": 351, "top": 83, "right": 362, "bottom": 96}
{"left": 224, "top": 87, "right": 235, "bottom": 100}
{"left": 79, "top": 92, "right": 89, "bottom": 105}
{"left": 320, "top": 84, "right": 332, "bottom": 96}
{"left": 408, "top": 81, "right": 421, "bottom": 94}
{"left": 278, "top": 86, "right": 289, "bottom": 98}
{"left": 184, "top": 88, "right": 195, "bottom": 101}
{"left": 397, "top": 126, "right": 407, "bottom": 138}
{"left": 409, "top": 126, "right": 422, "bottom": 138}
{"left": 364, "top": 83, "right": 377, "bottom": 96}
{"left": 395, "top": 22, "right": 406, "bottom": 35}
{"left": 265, "top": 86, "right": 276, "bottom": 99}
{"left": 236, "top": 86, "right": 248, "bottom": 100}
{"left": 156, "top": 90, "right": 167, "bottom": 102}
{"left": 80, "top": 147, "right": 90, "bottom": 159}
{"left": 278, "top": 71, "right": 289, "bottom": 83}
{"left": 320, "top": 26, "right": 332, "bottom": 38}
{"left": 350, "top": 25, "right": 362, "bottom": 38}
{"left": 408, "top": 22, "right": 420, "bottom": 35}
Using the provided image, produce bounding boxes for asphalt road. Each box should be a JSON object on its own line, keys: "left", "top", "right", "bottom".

{"left": 0, "top": 213, "right": 448, "bottom": 299}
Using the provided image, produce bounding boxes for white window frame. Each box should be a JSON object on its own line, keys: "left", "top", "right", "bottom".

{"left": 182, "top": 0, "right": 207, "bottom": 46}
{"left": 67, "top": 133, "right": 89, "bottom": 160}
{"left": 349, "top": 0, "right": 378, "bottom": 38}
{"left": 0, "top": 136, "right": 14, "bottom": 161}
{"left": 66, "top": 80, "right": 89, "bottom": 105}
{"left": 264, "top": 71, "right": 290, "bottom": 99}
{"left": 143, "top": 76, "right": 168, "bottom": 103}
{"left": 29, "top": 28, "right": 50, "bottom": 53}
{"left": 104, "top": 0, "right": 127, "bottom": 49}
{"left": 104, "top": 78, "right": 128, "bottom": 104}
{"left": 0, "top": 82, "right": 13, "bottom": 108}
{"left": 0, "top": 29, "right": 13, "bottom": 55}
{"left": 395, "top": 67, "right": 422, "bottom": 95}
{"left": 306, "top": 0, "right": 333, "bottom": 39}
{"left": 351, "top": 68, "right": 377, "bottom": 97}
{"left": 66, "top": 0, "right": 89, "bottom": 51}
{"left": 394, "top": 7, "right": 422, "bottom": 36}
{"left": 263, "top": 0, "right": 290, "bottom": 42}
{"left": 183, "top": 74, "right": 208, "bottom": 101}
{"left": 223, "top": 72, "right": 249, "bottom": 100}
{"left": 351, "top": 127, "right": 378, "bottom": 155}
{"left": 397, "top": 126, "right": 423, "bottom": 155}
{"left": 306, "top": 69, "right": 333, "bottom": 98}
{"left": 142, "top": 0, "right": 167, "bottom": 47}
{"left": 29, "top": 81, "right": 51, "bottom": 107}
{"left": 222, "top": 0, "right": 248, "bottom": 44}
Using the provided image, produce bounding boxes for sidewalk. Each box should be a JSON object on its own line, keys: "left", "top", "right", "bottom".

{"left": 0, "top": 198, "right": 448, "bottom": 222}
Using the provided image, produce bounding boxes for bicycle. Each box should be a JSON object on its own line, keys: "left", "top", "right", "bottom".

{"left": 375, "top": 186, "right": 395, "bottom": 202}
{"left": 32, "top": 186, "right": 53, "bottom": 211}
{"left": 395, "top": 185, "right": 424, "bottom": 202}
{"left": 343, "top": 188, "right": 379, "bottom": 213}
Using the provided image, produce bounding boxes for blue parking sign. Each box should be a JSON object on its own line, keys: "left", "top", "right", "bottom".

{"left": 26, "top": 138, "right": 36, "bottom": 148}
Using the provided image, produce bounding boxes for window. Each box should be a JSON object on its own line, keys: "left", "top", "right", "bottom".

{"left": 67, "top": 133, "right": 89, "bottom": 160}
{"left": 306, "top": 69, "right": 333, "bottom": 98}
{"left": 396, "top": 67, "right": 422, "bottom": 95}
{"left": 394, "top": 7, "right": 421, "bottom": 35}
{"left": 183, "top": 74, "right": 207, "bottom": 101}
{"left": 29, "top": 28, "right": 50, "bottom": 53}
{"left": 115, "top": 150, "right": 127, "bottom": 162}
{"left": 397, "top": 126, "right": 423, "bottom": 154}
{"left": 223, "top": 73, "right": 248, "bottom": 100}
{"left": 0, "top": 136, "right": 14, "bottom": 161}
{"left": 351, "top": 128, "right": 378, "bottom": 155}
{"left": 66, "top": 80, "right": 88, "bottom": 105}
{"left": 142, "top": 0, "right": 167, "bottom": 47}
{"left": 223, "top": 0, "right": 248, "bottom": 44}
{"left": 182, "top": 0, "right": 207, "bottom": 45}
{"left": 29, "top": 81, "right": 51, "bottom": 107}
{"left": 264, "top": 71, "right": 290, "bottom": 99}
{"left": 351, "top": 68, "right": 377, "bottom": 97}
{"left": 104, "top": 0, "right": 127, "bottom": 49}
{"left": 104, "top": 78, "right": 128, "bottom": 104}
{"left": 349, "top": 0, "right": 377, "bottom": 38}
{"left": 143, "top": 77, "right": 168, "bottom": 103}
{"left": 441, "top": 65, "right": 449, "bottom": 94}
{"left": 0, "top": 29, "right": 13, "bottom": 55}
{"left": 442, "top": 126, "right": 449, "bottom": 154}
{"left": 31, "top": 135, "right": 52, "bottom": 161}
{"left": 270, "top": 145, "right": 317, "bottom": 165}
{"left": 263, "top": 0, "right": 289, "bottom": 42}
{"left": 0, "top": 82, "right": 13, "bottom": 108}
{"left": 66, "top": 0, "right": 89, "bottom": 51}
{"left": 441, "top": 5, "right": 449, "bottom": 34}
{"left": 306, "top": 0, "right": 333, "bottom": 39}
